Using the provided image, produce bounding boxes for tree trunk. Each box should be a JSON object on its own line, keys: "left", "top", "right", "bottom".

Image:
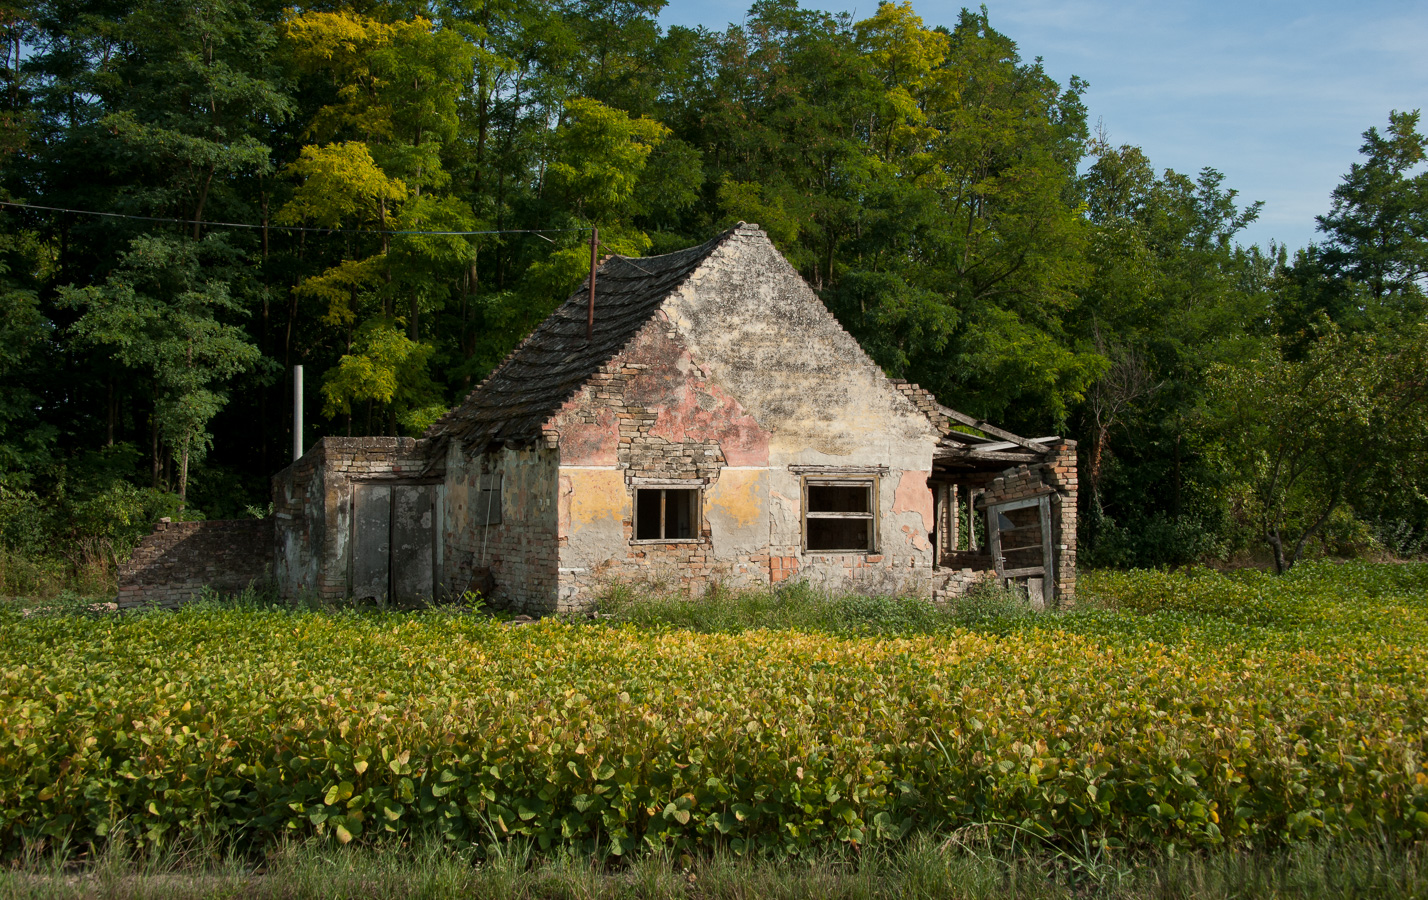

{"left": 178, "top": 438, "right": 190, "bottom": 512}
{"left": 1268, "top": 528, "right": 1287, "bottom": 575}
{"left": 192, "top": 164, "right": 215, "bottom": 241}
{"left": 106, "top": 379, "right": 116, "bottom": 447}
{"left": 151, "top": 412, "right": 160, "bottom": 489}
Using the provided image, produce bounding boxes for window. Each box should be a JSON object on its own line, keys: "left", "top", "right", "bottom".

{"left": 634, "top": 487, "right": 699, "bottom": 541}
{"left": 804, "top": 479, "right": 876, "bottom": 552}
{"left": 475, "top": 475, "right": 502, "bottom": 525}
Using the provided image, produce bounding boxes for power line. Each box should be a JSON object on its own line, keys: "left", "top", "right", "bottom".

{"left": 0, "top": 199, "right": 588, "bottom": 238}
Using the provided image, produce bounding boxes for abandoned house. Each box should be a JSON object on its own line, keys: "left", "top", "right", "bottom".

{"left": 117, "top": 223, "right": 1078, "bottom": 613}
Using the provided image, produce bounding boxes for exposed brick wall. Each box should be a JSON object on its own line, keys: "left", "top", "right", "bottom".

{"left": 444, "top": 443, "right": 559, "bottom": 615}
{"left": 888, "top": 380, "right": 948, "bottom": 434}
{"left": 971, "top": 439, "right": 1079, "bottom": 605}
{"left": 116, "top": 518, "right": 274, "bottom": 609}
{"left": 1044, "top": 441, "right": 1078, "bottom": 602}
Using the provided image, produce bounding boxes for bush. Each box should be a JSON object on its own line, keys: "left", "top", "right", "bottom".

{"left": 3, "top": 564, "right": 1427, "bottom": 858}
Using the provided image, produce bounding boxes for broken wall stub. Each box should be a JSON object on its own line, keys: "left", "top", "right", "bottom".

{"left": 547, "top": 225, "right": 943, "bottom": 609}
{"left": 271, "top": 436, "right": 440, "bottom": 601}
{"left": 443, "top": 442, "right": 559, "bottom": 613}
{"left": 116, "top": 518, "right": 274, "bottom": 609}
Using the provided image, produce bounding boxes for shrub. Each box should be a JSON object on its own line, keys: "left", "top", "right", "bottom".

{"left": 2, "top": 564, "right": 1427, "bottom": 858}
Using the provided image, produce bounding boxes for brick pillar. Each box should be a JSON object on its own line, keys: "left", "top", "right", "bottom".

{"left": 1040, "top": 440, "right": 1078, "bottom": 604}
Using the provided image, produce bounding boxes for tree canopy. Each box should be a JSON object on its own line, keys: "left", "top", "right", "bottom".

{"left": 0, "top": 0, "right": 1424, "bottom": 576}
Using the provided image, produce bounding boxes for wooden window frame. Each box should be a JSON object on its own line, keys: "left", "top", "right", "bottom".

{"left": 631, "top": 485, "right": 703, "bottom": 544}
{"left": 801, "top": 475, "right": 879, "bottom": 554}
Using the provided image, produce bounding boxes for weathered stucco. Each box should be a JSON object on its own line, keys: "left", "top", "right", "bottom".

{"left": 270, "top": 437, "right": 435, "bottom": 600}
{"left": 444, "top": 441, "right": 560, "bottom": 612}
{"left": 543, "top": 226, "right": 943, "bottom": 606}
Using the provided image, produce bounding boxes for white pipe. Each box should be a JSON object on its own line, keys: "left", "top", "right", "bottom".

{"left": 293, "top": 365, "right": 304, "bottom": 461}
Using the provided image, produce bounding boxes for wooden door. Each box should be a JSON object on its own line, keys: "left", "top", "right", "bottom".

{"left": 351, "top": 483, "right": 443, "bottom": 603}
{"left": 985, "top": 495, "right": 1054, "bottom": 606}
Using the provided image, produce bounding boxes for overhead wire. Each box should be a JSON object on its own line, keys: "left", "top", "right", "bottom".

{"left": 0, "top": 199, "right": 587, "bottom": 239}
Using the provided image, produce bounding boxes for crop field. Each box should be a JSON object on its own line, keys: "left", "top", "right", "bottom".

{"left": 1, "top": 562, "right": 1427, "bottom": 864}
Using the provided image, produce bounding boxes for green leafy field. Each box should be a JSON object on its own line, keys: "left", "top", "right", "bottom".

{"left": 1, "top": 563, "right": 1426, "bottom": 859}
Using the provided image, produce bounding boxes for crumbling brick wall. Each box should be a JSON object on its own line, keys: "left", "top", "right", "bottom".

{"left": 116, "top": 518, "right": 274, "bottom": 609}
{"left": 974, "top": 439, "right": 1079, "bottom": 604}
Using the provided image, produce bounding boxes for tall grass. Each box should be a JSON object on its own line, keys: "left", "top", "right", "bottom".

{"left": 1, "top": 835, "right": 1424, "bottom": 899}
{"left": 589, "top": 578, "right": 1034, "bottom": 636}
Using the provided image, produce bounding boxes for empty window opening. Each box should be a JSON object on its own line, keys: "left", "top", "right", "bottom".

{"left": 805, "top": 480, "right": 876, "bottom": 552}
{"left": 635, "top": 488, "right": 699, "bottom": 541}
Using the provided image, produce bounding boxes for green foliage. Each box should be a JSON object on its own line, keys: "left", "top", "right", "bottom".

{"left": 58, "top": 235, "right": 261, "bottom": 506}
{"left": 320, "top": 319, "right": 444, "bottom": 435}
{"left": 1202, "top": 323, "right": 1428, "bottom": 572}
{"left": 3, "top": 564, "right": 1428, "bottom": 859}
{"left": 548, "top": 97, "right": 667, "bottom": 220}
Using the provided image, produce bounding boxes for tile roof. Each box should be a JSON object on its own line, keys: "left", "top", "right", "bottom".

{"left": 427, "top": 224, "right": 750, "bottom": 450}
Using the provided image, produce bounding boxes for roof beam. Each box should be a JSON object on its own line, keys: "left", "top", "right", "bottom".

{"left": 936, "top": 405, "right": 1053, "bottom": 455}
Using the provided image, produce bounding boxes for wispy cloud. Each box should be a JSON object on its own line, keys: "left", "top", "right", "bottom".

{"left": 659, "top": 0, "right": 1427, "bottom": 250}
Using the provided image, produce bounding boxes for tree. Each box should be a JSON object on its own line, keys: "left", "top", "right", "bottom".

{"left": 60, "top": 235, "right": 261, "bottom": 509}
{"left": 1316, "top": 110, "right": 1428, "bottom": 310}
{"left": 1204, "top": 323, "right": 1428, "bottom": 572}
{"left": 279, "top": 9, "right": 477, "bottom": 433}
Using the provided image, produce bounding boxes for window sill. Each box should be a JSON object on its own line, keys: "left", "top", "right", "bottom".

{"left": 630, "top": 539, "right": 706, "bottom": 545}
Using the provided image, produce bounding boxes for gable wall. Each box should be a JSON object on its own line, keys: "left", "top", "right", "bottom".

{"left": 549, "top": 228, "right": 943, "bottom": 607}
{"left": 661, "top": 227, "right": 941, "bottom": 597}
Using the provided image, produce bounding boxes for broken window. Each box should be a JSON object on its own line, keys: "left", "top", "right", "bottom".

{"left": 804, "top": 479, "right": 876, "bottom": 552}
{"left": 634, "top": 487, "right": 699, "bottom": 541}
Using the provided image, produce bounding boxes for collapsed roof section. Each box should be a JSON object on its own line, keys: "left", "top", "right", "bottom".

{"left": 932, "top": 405, "right": 1059, "bottom": 472}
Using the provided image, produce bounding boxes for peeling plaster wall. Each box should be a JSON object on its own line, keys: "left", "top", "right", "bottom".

{"left": 662, "top": 227, "right": 940, "bottom": 597}
{"left": 549, "top": 228, "right": 942, "bottom": 606}
{"left": 444, "top": 441, "right": 559, "bottom": 613}
{"left": 270, "top": 437, "right": 433, "bottom": 599}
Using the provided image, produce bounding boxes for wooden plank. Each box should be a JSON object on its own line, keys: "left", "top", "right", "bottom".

{"left": 351, "top": 484, "right": 391, "bottom": 602}
{"left": 1040, "top": 494, "right": 1056, "bottom": 606}
{"left": 935, "top": 449, "right": 1044, "bottom": 464}
{"left": 965, "top": 437, "right": 1061, "bottom": 453}
{"left": 987, "top": 505, "right": 1004, "bottom": 577}
{"left": 391, "top": 484, "right": 437, "bottom": 604}
{"left": 968, "top": 489, "right": 979, "bottom": 551}
{"left": 999, "top": 543, "right": 1045, "bottom": 554}
{"left": 987, "top": 496, "right": 1044, "bottom": 513}
{"left": 806, "top": 511, "right": 876, "bottom": 520}
{"left": 938, "top": 405, "right": 1051, "bottom": 454}
{"left": 1003, "top": 565, "right": 1046, "bottom": 578}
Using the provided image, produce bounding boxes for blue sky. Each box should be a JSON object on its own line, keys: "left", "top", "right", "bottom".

{"left": 657, "top": 0, "right": 1428, "bottom": 254}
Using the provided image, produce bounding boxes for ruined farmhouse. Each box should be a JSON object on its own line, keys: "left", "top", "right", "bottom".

{"left": 119, "top": 223, "right": 1078, "bottom": 612}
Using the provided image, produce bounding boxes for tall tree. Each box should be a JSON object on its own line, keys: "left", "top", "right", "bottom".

{"left": 60, "top": 235, "right": 261, "bottom": 508}
{"left": 1204, "top": 324, "right": 1428, "bottom": 573}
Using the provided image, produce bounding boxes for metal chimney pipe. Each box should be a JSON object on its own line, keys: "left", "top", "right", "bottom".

{"left": 587, "top": 225, "right": 598, "bottom": 341}
{"left": 293, "top": 365, "right": 304, "bottom": 461}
